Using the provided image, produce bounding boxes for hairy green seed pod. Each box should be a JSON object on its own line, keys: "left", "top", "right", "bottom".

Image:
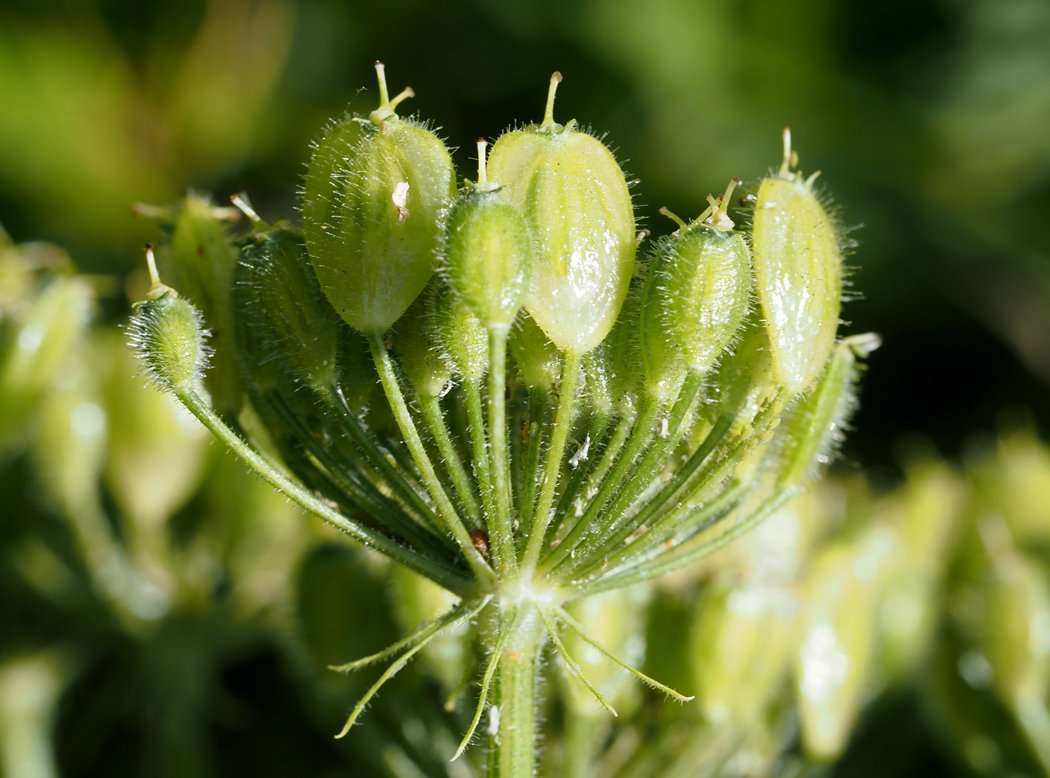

{"left": 795, "top": 532, "right": 885, "bottom": 761}
{"left": 431, "top": 282, "right": 487, "bottom": 382}
{"left": 167, "top": 194, "right": 241, "bottom": 412}
{"left": 102, "top": 332, "right": 208, "bottom": 528}
{"left": 128, "top": 262, "right": 210, "bottom": 395}
{"left": 443, "top": 141, "right": 532, "bottom": 332}
{"left": 509, "top": 312, "right": 561, "bottom": 391}
{"left": 652, "top": 199, "right": 752, "bottom": 375}
{"left": 486, "top": 73, "right": 635, "bottom": 354}
{"left": 752, "top": 130, "right": 843, "bottom": 395}
{"left": 303, "top": 63, "right": 455, "bottom": 334}
{"left": 394, "top": 290, "right": 451, "bottom": 399}
{"left": 0, "top": 270, "right": 93, "bottom": 447}
{"left": 234, "top": 228, "right": 341, "bottom": 395}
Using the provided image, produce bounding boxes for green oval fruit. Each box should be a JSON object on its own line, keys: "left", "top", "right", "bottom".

{"left": 486, "top": 73, "right": 635, "bottom": 354}
{"left": 691, "top": 581, "right": 797, "bottom": 724}
{"left": 659, "top": 223, "right": 751, "bottom": 374}
{"left": 167, "top": 194, "right": 241, "bottom": 413}
{"left": 234, "top": 228, "right": 342, "bottom": 395}
{"left": 752, "top": 131, "right": 843, "bottom": 395}
{"left": 978, "top": 551, "right": 1050, "bottom": 715}
{"left": 508, "top": 312, "right": 561, "bottom": 391}
{"left": 303, "top": 63, "right": 454, "bottom": 334}
{"left": 394, "top": 289, "right": 451, "bottom": 399}
{"left": 443, "top": 141, "right": 532, "bottom": 332}
{"left": 128, "top": 258, "right": 210, "bottom": 395}
{"left": 431, "top": 282, "right": 487, "bottom": 383}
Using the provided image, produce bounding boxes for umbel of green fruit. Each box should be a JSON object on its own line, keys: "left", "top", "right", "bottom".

{"left": 129, "top": 65, "right": 870, "bottom": 776}
{"left": 486, "top": 72, "right": 635, "bottom": 355}
{"left": 302, "top": 61, "right": 455, "bottom": 334}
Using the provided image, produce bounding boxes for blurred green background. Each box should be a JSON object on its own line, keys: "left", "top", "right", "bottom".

{"left": 3, "top": 0, "right": 1050, "bottom": 776}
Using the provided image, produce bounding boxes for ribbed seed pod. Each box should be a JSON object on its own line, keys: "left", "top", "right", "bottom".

{"left": 508, "top": 312, "right": 561, "bottom": 391}
{"left": 752, "top": 130, "right": 843, "bottom": 395}
{"left": 302, "top": 63, "right": 455, "bottom": 334}
{"left": 431, "top": 282, "right": 487, "bottom": 383}
{"left": 167, "top": 194, "right": 241, "bottom": 412}
{"left": 127, "top": 257, "right": 210, "bottom": 396}
{"left": 443, "top": 141, "right": 531, "bottom": 332}
{"left": 394, "top": 291, "right": 451, "bottom": 399}
{"left": 978, "top": 551, "right": 1050, "bottom": 715}
{"left": 640, "top": 195, "right": 752, "bottom": 402}
{"left": 486, "top": 73, "right": 635, "bottom": 354}
{"left": 234, "top": 228, "right": 341, "bottom": 395}
{"left": 795, "top": 533, "right": 884, "bottom": 761}
{"left": 691, "top": 581, "right": 798, "bottom": 724}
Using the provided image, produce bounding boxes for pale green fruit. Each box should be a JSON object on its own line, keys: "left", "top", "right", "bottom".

{"left": 303, "top": 64, "right": 454, "bottom": 334}
{"left": 752, "top": 133, "right": 843, "bottom": 395}
{"left": 443, "top": 167, "right": 531, "bottom": 332}
{"left": 486, "top": 74, "right": 635, "bottom": 354}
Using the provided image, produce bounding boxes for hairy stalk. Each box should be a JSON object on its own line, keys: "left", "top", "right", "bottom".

{"left": 538, "top": 398, "right": 663, "bottom": 575}
{"left": 368, "top": 334, "right": 494, "bottom": 584}
{"left": 521, "top": 352, "right": 582, "bottom": 574}
{"left": 419, "top": 393, "right": 482, "bottom": 524}
{"left": 556, "top": 375, "right": 703, "bottom": 578}
{"left": 487, "top": 330, "right": 517, "bottom": 574}
{"left": 487, "top": 604, "right": 547, "bottom": 777}
{"left": 175, "top": 387, "right": 474, "bottom": 595}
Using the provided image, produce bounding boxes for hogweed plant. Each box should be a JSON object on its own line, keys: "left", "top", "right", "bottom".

{"left": 129, "top": 64, "right": 875, "bottom": 776}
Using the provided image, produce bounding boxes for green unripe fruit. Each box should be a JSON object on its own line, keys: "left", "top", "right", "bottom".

{"left": 235, "top": 228, "right": 341, "bottom": 395}
{"left": 509, "top": 312, "right": 561, "bottom": 391}
{"left": 444, "top": 142, "right": 532, "bottom": 332}
{"left": 128, "top": 250, "right": 211, "bottom": 396}
{"left": 752, "top": 130, "right": 843, "bottom": 395}
{"left": 486, "top": 73, "right": 635, "bottom": 354}
{"left": 431, "top": 282, "right": 487, "bottom": 383}
{"left": 978, "top": 551, "right": 1050, "bottom": 715}
{"left": 394, "top": 290, "right": 451, "bottom": 399}
{"left": 303, "top": 63, "right": 455, "bottom": 334}
{"left": 652, "top": 196, "right": 752, "bottom": 375}
{"left": 691, "top": 581, "right": 797, "bottom": 724}
{"left": 128, "top": 274, "right": 210, "bottom": 396}
{"left": 795, "top": 531, "right": 886, "bottom": 761}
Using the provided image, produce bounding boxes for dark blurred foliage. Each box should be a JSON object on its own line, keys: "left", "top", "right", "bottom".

{"left": 3, "top": 1, "right": 1050, "bottom": 776}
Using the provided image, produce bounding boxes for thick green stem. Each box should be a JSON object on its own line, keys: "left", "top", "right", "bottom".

{"left": 488, "top": 603, "right": 547, "bottom": 778}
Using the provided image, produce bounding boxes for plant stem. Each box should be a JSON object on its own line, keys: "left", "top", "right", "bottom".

{"left": 488, "top": 603, "right": 547, "bottom": 777}
{"left": 419, "top": 393, "right": 481, "bottom": 524}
